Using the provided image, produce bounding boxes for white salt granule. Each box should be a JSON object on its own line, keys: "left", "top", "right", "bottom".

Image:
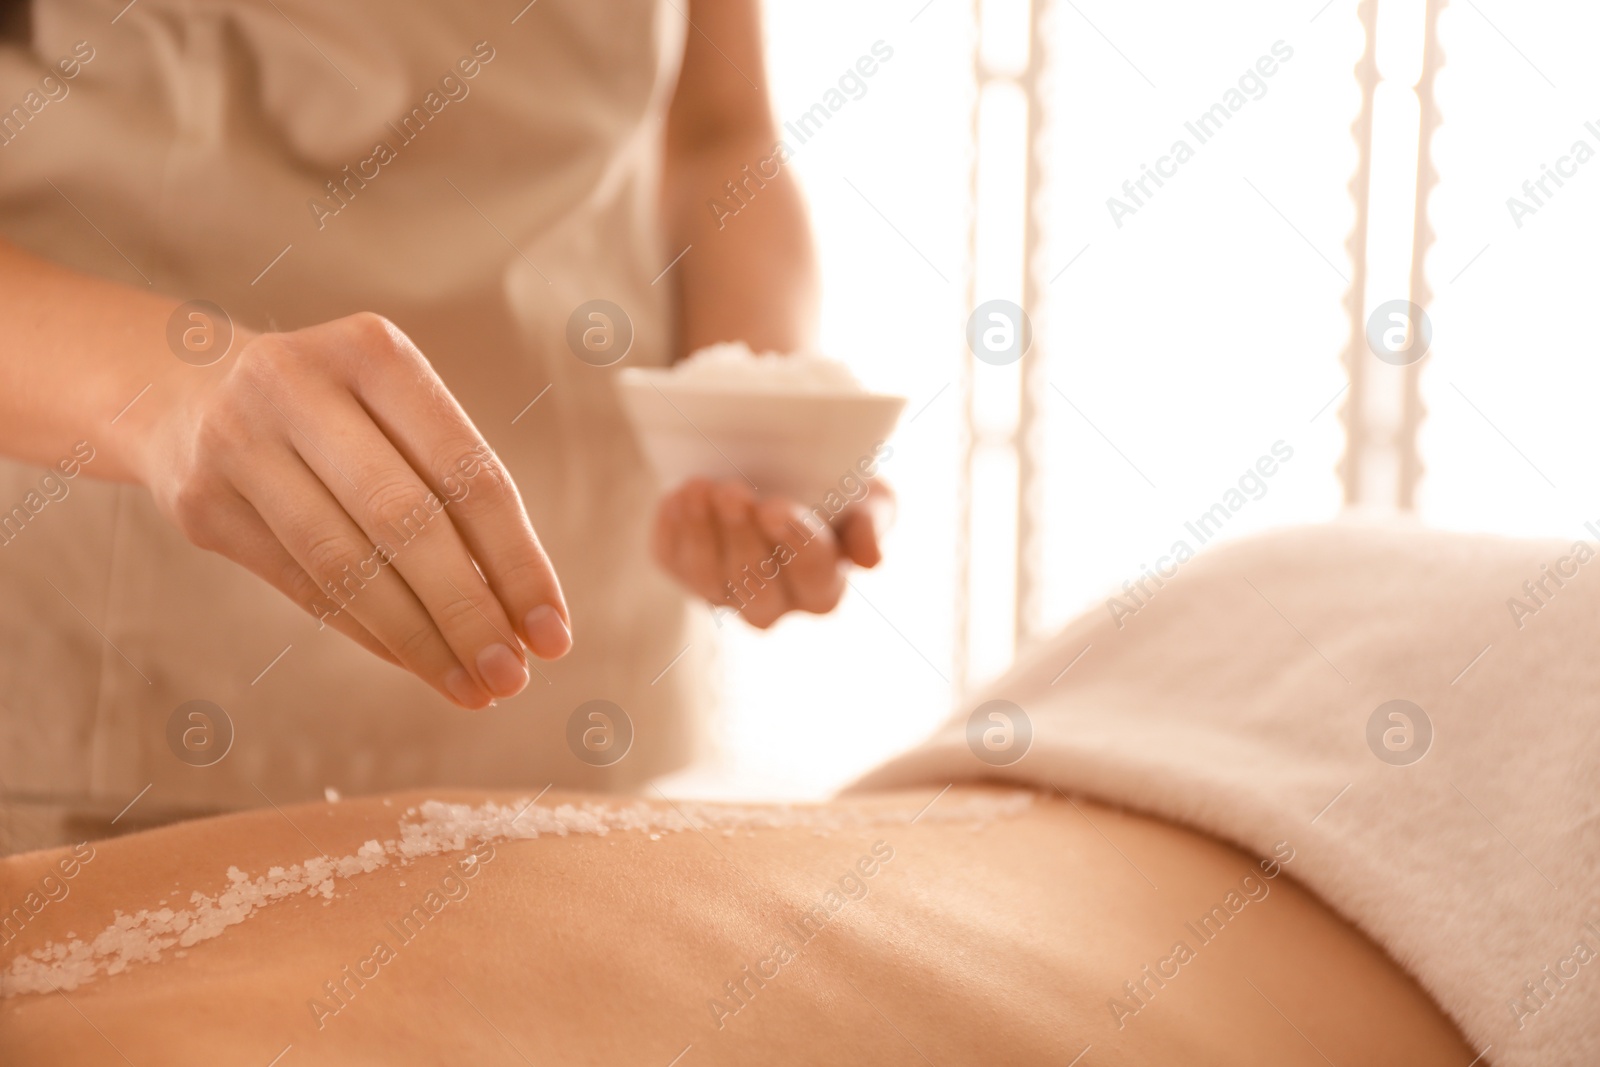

{"left": 1, "top": 791, "right": 1031, "bottom": 997}
{"left": 670, "top": 341, "right": 864, "bottom": 394}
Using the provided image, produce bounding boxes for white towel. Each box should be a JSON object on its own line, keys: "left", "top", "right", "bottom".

{"left": 850, "top": 520, "right": 1599, "bottom": 1066}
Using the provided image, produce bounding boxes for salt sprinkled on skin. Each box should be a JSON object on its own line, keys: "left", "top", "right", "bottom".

{"left": 2, "top": 792, "right": 1032, "bottom": 997}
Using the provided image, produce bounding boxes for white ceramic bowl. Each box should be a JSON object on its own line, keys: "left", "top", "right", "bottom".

{"left": 617, "top": 368, "right": 906, "bottom": 508}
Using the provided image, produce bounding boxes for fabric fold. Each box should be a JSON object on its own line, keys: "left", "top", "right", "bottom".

{"left": 850, "top": 520, "right": 1599, "bottom": 1067}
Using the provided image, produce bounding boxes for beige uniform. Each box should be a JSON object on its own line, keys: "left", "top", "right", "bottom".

{"left": 0, "top": 0, "right": 712, "bottom": 851}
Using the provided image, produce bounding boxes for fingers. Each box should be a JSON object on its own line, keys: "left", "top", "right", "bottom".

{"left": 834, "top": 504, "right": 884, "bottom": 568}
{"left": 671, "top": 480, "right": 729, "bottom": 602}
{"left": 830, "top": 482, "right": 894, "bottom": 568}
{"left": 192, "top": 491, "right": 401, "bottom": 667}
{"left": 652, "top": 480, "right": 885, "bottom": 626}
{"left": 756, "top": 498, "right": 844, "bottom": 615}
{"left": 714, "top": 483, "right": 789, "bottom": 628}
{"left": 286, "top": 392, "right": 536, "bottom": 700}
{"left": 157, "top": 314, "right": 568, "bottom": 705}
{"left": 236, "top": 452, "right": 495, "bottom": 709}
{"left": 336, "top": 314, "right": 570, "bottom": 660}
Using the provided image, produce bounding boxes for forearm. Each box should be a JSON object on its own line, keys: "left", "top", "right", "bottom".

{"left": 0, "top": 238, "right": 239, "bottom": 482}
{"left": 662, "top": 132, "right": 819, "bottom": 358}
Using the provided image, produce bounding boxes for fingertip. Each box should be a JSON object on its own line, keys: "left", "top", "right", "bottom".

{"left": 852, "top": 537, "right": 882, "bottom": 568}
{"left": 444, "top": 666, "right": 493, "bottom": 710}
{"left": 477, "top": 643, "right": 530, "bottom": 698}
{"left": 524, "top": 603, "right": 573, "bottom": 660}
{"left": 842, "top": 511, "right": 883, "bottom": 568}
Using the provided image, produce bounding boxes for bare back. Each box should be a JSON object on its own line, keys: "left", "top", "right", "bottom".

{"left": 0, "top": 788, "right": 1471, "bottom": 1066}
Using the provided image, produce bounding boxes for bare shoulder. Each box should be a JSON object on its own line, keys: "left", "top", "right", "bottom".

{"left": 1, "top": 788, "right": 1469, "bottom": 1066}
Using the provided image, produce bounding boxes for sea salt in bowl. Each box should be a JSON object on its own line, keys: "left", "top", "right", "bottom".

{"left": 617, "top": 343, "right": 906, "bottom": 508}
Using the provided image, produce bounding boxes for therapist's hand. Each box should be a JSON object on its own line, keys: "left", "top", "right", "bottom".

{"left": 650, "top": 477, "right": 893, "bottom": 628}
{"left": 136, "top": 312, "right": 572, "bottom": 710}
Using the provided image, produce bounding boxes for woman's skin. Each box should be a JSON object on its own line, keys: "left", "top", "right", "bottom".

{"left": 651, "top": 0, "right": 890, "bottom": 627}
{"left": 0, "top": 788, "right": 1473, "bottom": 1065}
{"left": 0, "top": 0, "right": 881, "bottom": 708}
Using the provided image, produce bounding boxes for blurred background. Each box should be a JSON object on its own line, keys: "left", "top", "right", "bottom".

{"left": 662, "top": 0, "right": 1600, "bottom": 799}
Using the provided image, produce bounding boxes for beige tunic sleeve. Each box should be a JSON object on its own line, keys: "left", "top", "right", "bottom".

{"left": 0, "top": 0, "right": 715, "bottom": 852}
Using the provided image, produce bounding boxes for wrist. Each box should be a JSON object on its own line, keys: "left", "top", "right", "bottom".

{"left": 111, "top": 326, "right": 260, "bottom": 491}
